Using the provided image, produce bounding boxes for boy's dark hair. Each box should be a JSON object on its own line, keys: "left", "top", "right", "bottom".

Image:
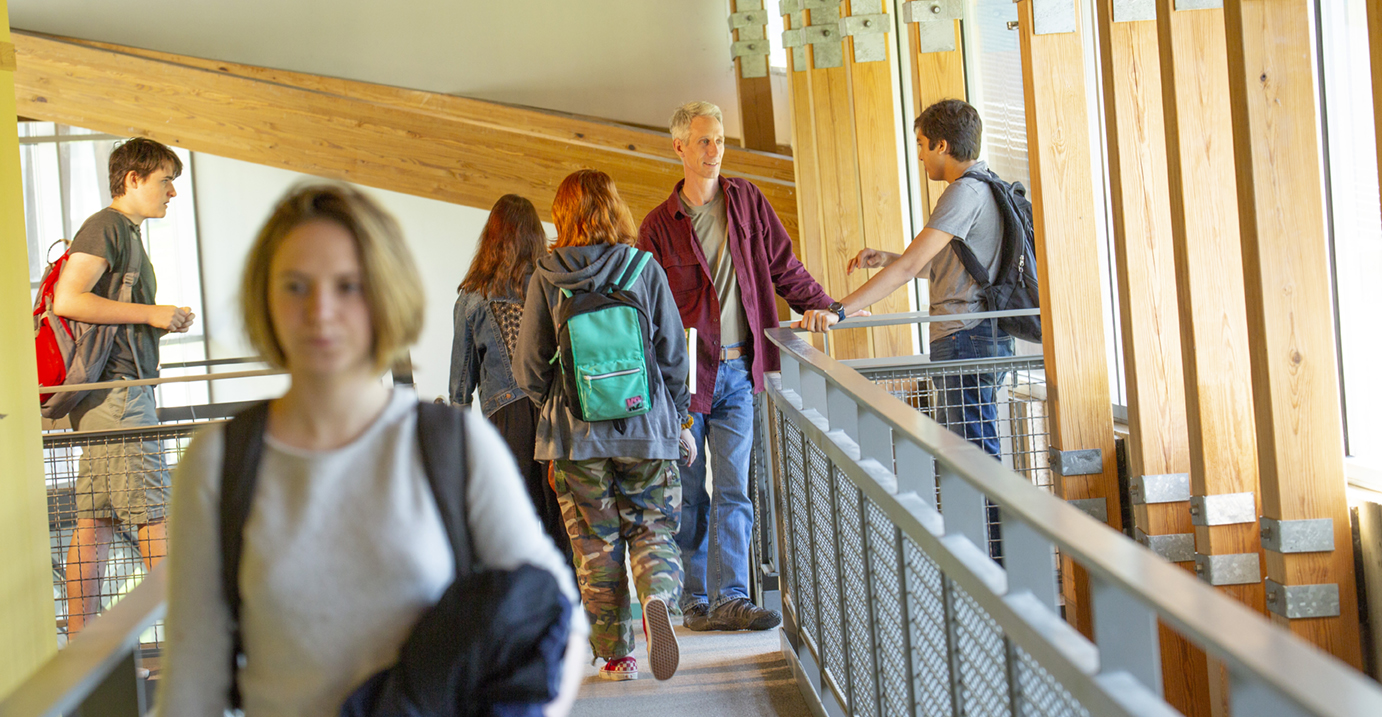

{"left": 914, "top": 99, "right": 982, "bottom": 162}
{"left": 109, "top": 137, "right": 184, "bottom": 198}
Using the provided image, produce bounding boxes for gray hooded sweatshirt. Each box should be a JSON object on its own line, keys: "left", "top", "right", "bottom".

{"left": 515, "top": 244, "right": 691, "bottom": 462}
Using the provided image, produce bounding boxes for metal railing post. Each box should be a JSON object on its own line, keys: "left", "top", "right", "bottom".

{"left": 1000, "top": 511, "right": 1060, "bottom": 612}
{"left": 1091, "top": 574, "right": 1163, "bottom": 696}
{"left": 896, "top": 437, "right": 937, "bottom": 506}
{"left": 937, "top": 464, "right": 988, "bottom": 551}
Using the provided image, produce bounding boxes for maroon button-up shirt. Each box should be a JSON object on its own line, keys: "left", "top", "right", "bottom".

{"left": 638, "top": 177, "right": 833, "bottom": 414}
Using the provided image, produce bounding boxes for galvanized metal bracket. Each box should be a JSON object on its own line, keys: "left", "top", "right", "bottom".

{"left": 1129, "top": 473, "right": 1190, "bottom": 505}
{"left": 903, "top": 0, "right": 962, "bottom": 54}
{"left": 779, "top": 0, "right": 808, "bottom": 69}
{"left": 1194, "top": 553, "right": 1260, "bottom": 587}
{"left": 1069, "top": 498, "right": 1108, "bottom": 522}
{"left": 1188, "top": 492, "right": 1255, "bottom": 527}
{"left": 1265, "top": 578, "right": 1340, "bottom": 619}
{"left": 839, "top": 13, "right": 890, "bottom": 63}
{"left": 1031, "top": 0, "right": 1077, "bottom": 35}
{"left": 1174, "top": 0, "right": 1222, "bottom": 10}
{"left": 731, "top": 40, "right": 772, "bottom": 78}
{"left": 1136, "top": 529, "right": 1195, "bottom": 563}
{"left": 1048, "top": 447, "right": 1102, "bottom": 477}
{"left": 1260, "top": 517, "right": 1334, "bottom": 554}
{"left": 1113, "top": 0, "right": 1155, "bottom": 22}
{"left": 802, "top": 24, "right": 844, "bottom": 69}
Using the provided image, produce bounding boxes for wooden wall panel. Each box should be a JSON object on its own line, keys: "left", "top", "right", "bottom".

{"left": 1369, "top": 0, "right": 1382, "bottom": 200}
{"left": 907, "top": 20, "right": 966, "bottom": 214}
{"left": 13, "top": 33, "right": 797, "bottom": 236}
{"left": 0, "top": 1, "right": 61, "bottom": 696}
{"left": 1093, "top": 4, "right": 1205, "bottom": 714}
{"left": 1015, "top": 0, "right": 1122, "bottom": 639}
{"left": 785, "top": 10, "right": 828, "bottom": 351}
{"left": 1223, "top": 0, "right": 1363, "bottom": 669}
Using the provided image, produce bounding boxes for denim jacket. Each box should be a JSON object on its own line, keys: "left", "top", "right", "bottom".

{"left": 450, "top": 290, "right": 527, "bottom": 418}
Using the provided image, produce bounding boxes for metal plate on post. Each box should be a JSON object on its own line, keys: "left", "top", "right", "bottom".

{"left": 1129, "top": 473, "right": 1190, "bottom": 505}
{"left": 1136, "top": 530, "right": 1195, "bottom": 563}
{"left": 731, "top": 10, "right": 768, "bottom": 30}
{"left": 1049, "top": 447, "right": 1103, "bottom": 476}
{"left": 1265, "top": 579, "right": 1341, "bottom": 619}
{"left": 803, "top": 25, "right": 843, "bottom": 69}
{"left": 1031, "top": 0, "right": 1077, "bottom": 35}
{"left": 1193, "top": 553, "right": 1260, "bottom": 586}
{"left": 1188, "top": 492, "right": 1256, "bottom": 526}
{"left": 1113, "top": 0, "right": 1156, "bottom": 22}
{"left": 904, "top": 1, "right": 962, "bottom": 53}
{"left": 840, "top": 14, "right": 889, "bottom": 63}
{"left": 1259, "top": 517, "right": 1334, "bottom": 554}
{"left": 1174, "top": 0, "right": 1222, "bottom": 10}
{"left": 780, "top": 0, "right": 802, "bottom": 14}
{"left": 732, "top": 39, "right": 772, "bottom": 78}
{"left": 1069, "top": 498, "right": 1108, "bottom": 522}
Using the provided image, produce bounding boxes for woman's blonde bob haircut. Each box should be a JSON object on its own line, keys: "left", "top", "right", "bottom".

{"left": 240, "top": 184, "right": 425, "bottom": 372}
{"left": 551, "top": 169, "right": 639, "bottom": 249}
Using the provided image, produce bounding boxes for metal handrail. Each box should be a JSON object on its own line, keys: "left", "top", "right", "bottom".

{"left": 43, "top": 367, "right": 286, "bottom": 394}
{"left": 764, "top": 326, "right": 1382, "bottom": 717}
{"left": 777, "top": 307, "right": 1042, "bottom": 330}
{"left": 0, "top": 567, "right": 166, "bottom": 717}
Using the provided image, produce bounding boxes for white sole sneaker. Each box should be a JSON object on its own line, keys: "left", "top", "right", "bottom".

{"left": 643, "top": 597, "right": 680, "bottom": 681}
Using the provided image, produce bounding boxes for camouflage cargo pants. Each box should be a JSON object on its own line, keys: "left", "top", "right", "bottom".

{"left": 553, "top": 457, "right": 682, "bottom": 659}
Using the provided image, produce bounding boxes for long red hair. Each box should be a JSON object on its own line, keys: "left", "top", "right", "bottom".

{"left": 551, "top": 170, "right": 638, "bottom": 248}
{"left": 459, "top": 194, "right": 548, "bottom": 299}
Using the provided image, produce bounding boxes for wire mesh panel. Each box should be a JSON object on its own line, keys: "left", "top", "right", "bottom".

{"left": 863, "top": 356, "right": 1049, "bottom": 565}
{"left": 904, "top": 537, "right": 954, "bottom": 717}
{"left": 807, "top": 445, "right": 848, "bottom": 693}
{"left": 1012, "top": 643, "right": 1091, "bottom": 717}
{"left": 45, "top": 422, "right": 208, "bottom": 649}
{"left": 950, "top": 581, "right": 1014, "bottom": 717}
{"left": 867, "top": 500, "right": 911, "bottom": 717}
{"left": 783, "top": 414, "right": 816, "bottom": 641}
{"left": 838, "top": 485, "right": 879, "bottom": 717}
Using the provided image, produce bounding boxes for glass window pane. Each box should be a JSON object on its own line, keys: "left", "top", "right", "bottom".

{"left": 965, "top": 0, "right": 1030, "bottom": 189}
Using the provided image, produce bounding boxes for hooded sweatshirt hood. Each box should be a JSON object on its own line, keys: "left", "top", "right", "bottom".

{"left": 536, "top": 244, "right": 639, "bottom": 295}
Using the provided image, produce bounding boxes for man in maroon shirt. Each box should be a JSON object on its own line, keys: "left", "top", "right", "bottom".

{"left": 638, "top": 101, "right": 835, "bottom": 631}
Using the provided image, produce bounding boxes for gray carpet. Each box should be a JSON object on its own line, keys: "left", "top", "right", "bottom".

{"left": 570, "top": 621, "right": 814, "bottom": 717}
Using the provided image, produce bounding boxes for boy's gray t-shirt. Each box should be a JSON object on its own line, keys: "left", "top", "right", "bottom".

{"left": 69, "top": 208, "right": 161, "bottom": 381}
{"left": 924, "top": 162, "right": 1003, "bottom": 342}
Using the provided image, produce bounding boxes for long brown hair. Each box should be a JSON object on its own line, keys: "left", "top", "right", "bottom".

{"left": 459, "top": 194, "right": 548, "bottom": 299}
{"left": 551, "top": 170, "right": 638, "bottom": 249}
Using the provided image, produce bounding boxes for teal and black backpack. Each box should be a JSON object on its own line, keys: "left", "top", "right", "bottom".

{"left": 552, "top": 245, "right": 657, "bottom": 430}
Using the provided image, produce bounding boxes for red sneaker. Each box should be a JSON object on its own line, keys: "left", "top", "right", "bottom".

{"left": 599, "top": 655, "right": 639, "bottom": 681}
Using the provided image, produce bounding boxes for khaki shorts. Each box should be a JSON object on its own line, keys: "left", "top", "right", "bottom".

{"left": 70, "top": 384, "right": 170, "bottom": 525}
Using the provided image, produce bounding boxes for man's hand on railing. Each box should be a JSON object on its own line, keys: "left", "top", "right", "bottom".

{"left": 793, "top": 308, "right": 871, "bottom": 333}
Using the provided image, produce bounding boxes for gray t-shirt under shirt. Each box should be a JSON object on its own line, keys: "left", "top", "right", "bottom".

{"left": 924, "top": 162, "right": 1003, "bottom": 342}
{"left": 69, "top": 207, "right": 161, "bottom": 380}
{"left": 680, "top": 190, "right": 750, "bottom": 348}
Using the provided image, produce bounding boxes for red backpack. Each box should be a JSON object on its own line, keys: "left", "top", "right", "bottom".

{"left": 33, "top": 240, "right": 144, "bottom": 419}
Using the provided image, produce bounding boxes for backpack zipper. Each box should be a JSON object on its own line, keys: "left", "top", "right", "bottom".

{"left": 584, "top": 367, "right": 641, "bottom": 381}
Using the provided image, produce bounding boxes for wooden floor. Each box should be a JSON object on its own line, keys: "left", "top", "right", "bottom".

{"left": 571, "top": 620, "right": 814, "bottom": 717}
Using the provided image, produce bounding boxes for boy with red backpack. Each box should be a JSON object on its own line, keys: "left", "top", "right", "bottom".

{"left": 51, "top": 137, "right": 196, "bottom": 635}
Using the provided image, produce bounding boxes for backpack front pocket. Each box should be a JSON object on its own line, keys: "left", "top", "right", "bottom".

{"left": 578, "top": 360, "right": 651, "bottom": 422}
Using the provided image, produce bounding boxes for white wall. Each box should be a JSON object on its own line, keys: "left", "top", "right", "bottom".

{"left": 192, "top": 153, "right": 549, "bottom": 404}
{"left": 8, "top": 0, "right": 747, "bottom": 141}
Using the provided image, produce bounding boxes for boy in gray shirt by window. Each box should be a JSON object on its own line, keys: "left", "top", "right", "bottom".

{"left": 798, "top": 99, "right": 1015, "bottom": 456}
{"left": 53, "top": 137, "right": 196, "bottom": 634}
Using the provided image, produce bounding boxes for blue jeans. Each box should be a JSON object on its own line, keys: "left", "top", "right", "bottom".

{"left": 676, "top": 355, "right": 755, "bottom": 610}
{"left": 929, "top": 321, "right": 1015, "bottom": 457}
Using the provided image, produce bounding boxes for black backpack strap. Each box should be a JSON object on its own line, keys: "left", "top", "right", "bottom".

{"left": 415, "top": 402, "right": 474, "bottom": 579}
{"left": 219, "top": 400, "right": 272, "bottom": 711}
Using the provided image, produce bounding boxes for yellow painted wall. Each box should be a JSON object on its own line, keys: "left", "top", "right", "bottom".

{"left": 0, "top": 0, "right": 61, "bottom": 697}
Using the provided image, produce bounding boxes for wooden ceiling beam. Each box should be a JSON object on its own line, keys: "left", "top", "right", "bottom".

{"left": 11, "top": 32, "right": 797, "bottom": 233}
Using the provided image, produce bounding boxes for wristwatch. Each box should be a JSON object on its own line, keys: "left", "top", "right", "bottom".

{"left": 827, "top": 301, "right": 846, "bottom": 322}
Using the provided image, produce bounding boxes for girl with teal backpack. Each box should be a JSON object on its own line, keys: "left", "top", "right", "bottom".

{"left": 515, "top": 169, "right": 695, "bottom": 683}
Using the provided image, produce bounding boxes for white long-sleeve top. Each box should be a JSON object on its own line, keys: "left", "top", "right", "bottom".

{"left": 155, "top": 389, "right": 583, "bottom": 717}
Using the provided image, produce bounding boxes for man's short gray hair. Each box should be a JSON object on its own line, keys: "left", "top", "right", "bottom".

{"left": 670, "top": 101, "right": 724, "bottom": 142}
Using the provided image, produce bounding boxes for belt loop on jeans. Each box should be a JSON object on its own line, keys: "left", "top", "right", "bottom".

{"left": 719, "top": 346, "right": 747, "bottom": 361}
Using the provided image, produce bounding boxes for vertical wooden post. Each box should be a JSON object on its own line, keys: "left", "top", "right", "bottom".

{"left": 782, "top": 3, "right": 829, "bottom": 352}
{"left": 906, "top": 11, "right": 965, "bottom": 213}
{"left": 1013, "top": 0, "right": 1123, "bottom": 639}
{"left": 730, "top": 0, "right": 779, "bottom": 152}
{"left": 1368, "top": 0, "right": 1382, "bottom": 198}
{"left": 844, "top": 0, "right": 909, "bottom": 358}
{"left": 1155, "top": 2, "right": 1264, "bottom": 711}
{"left": 0, "top": 2, "right": 61, "bottom": 695}
{"left": 1222, "top": 0, "right": 1364, "bottom": 669}
{"left": 1094, "top": 2, "right": 1207, "bottom": 713}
